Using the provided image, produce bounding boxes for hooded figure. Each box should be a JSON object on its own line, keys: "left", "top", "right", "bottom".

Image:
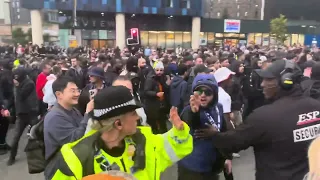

{"left": 8, "top": 67, "right": 38, "bottom": 166}
{"left": 178, "top": 74, "right": 232, "bottom": 180}
{"left": 12, "top": 67, "right": 38, "bottom": 115}
{"left": 227, "top": 61, "right": 244, "bottom": 125}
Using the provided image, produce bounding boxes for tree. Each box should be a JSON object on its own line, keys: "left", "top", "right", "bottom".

{"left": 222, "top": 8, "right": 229, "bottom": 19}
{"left": 12, "top": 27, "right": 28, "bottom": 45}
{"left": 43, "top": 33, "right": 50, "bottom": 42}
{"left": 26, "top": 28, "right": 32, "bottom": 43}
{"left": 26, "top": 28, "right": 51, "bottom": 43}
{"left": 270, "top": 14, "right": 288, "bottom": 44}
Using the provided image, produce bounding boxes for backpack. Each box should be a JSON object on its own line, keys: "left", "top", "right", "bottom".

{"left": 24, "top": 106, "right": 69, "bottom": 174}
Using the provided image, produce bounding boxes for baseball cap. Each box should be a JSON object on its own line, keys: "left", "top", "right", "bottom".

{"left": 214, "top": 67, "right": 235, "bottom": 83}
{"left": 92, "top": 86, "right": 142, "bottom": 120}
{"left": 255, "top": 60, "right": 286, "bottom": 79}
{"left": 194, "top": 64, "right": 213, "bottom": 75}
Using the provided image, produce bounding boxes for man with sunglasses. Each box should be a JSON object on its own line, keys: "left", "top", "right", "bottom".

{"left": 178, "top": 74, "right": 232, "bottom": 180}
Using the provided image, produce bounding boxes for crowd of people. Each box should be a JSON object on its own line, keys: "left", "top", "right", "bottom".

{"left": 1, "top": 43, "right": 320, "bottom": 180}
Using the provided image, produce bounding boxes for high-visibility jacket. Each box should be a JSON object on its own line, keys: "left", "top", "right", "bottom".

{"left": 50, "top": 123, "right": 193, "bottom": 180}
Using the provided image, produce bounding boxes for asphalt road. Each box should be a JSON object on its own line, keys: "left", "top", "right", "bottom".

{"left": 0, "top": 125, "right": 255, "bottom": 180}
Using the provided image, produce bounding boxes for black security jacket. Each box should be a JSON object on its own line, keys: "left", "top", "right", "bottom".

{"left": 211, "top": 86, "right": 320, "bottom": 180}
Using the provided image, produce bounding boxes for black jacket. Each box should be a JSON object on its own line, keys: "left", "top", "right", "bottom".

{"left": 144, "top": 73, "right": 169, "bottom": 117}
{"left": 228, "top": 61, "right": 244, "bottom": 111}
{"left": 14, "top": 76, "right": 38, "bottom": 115}
{"left": 66, "top": 67, "right": 86, "bottom": 89}
{"left": 211, "top": 86, "right": 320, "bottom": 180}
{"left": 104, "top": 68, "right": 119, "bottom": 87}
{"left": 0, "top": 68, "right": 14, "bottom": 110}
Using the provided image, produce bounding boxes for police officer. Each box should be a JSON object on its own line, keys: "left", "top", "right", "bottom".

{"left": 47, "top": 86, "right": 193, "bottom": 180}
{"left": 194, "top": 60, "right": 320, "bottom": 180}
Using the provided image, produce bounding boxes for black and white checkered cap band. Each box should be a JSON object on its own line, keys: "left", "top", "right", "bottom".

{"left": 93, "top": 99, "right": 136, "bottom": 118}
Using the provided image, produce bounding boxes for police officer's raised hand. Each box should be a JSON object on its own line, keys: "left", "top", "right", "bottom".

{"left": 85, "top": 100, "right": 94, "bottom": 114}
{"left": 194, "top": 123, "right": 218, "bottom": 139}
{"left": 190, "top": 91, "right": 201, "bottom": 113}
{"left": 169, "top": 107, "right": 184, "bottom": 130}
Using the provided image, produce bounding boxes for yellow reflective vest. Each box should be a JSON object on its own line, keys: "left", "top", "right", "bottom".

{"left": 50, "top": 123, "right": 193, "bottom": 180}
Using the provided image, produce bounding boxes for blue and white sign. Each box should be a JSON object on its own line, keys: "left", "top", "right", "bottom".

{"left": 224, "top": 19, "right": 241, "bottom": 33}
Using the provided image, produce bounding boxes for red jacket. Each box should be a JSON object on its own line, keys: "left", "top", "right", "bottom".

{"left": 36, "top": 72, "right": 48, "bottom": 100}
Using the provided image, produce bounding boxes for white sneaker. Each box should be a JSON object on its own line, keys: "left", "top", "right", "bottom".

{"left": 232, "top": 153, "right": 241, "bottom": 158}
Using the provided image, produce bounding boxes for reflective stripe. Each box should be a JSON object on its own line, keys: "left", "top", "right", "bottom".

{"left": 60, "top": 145, "right": 83, "bottom": 180}
{"left": 162, "top": 132, "right": 180, "bottom": 163}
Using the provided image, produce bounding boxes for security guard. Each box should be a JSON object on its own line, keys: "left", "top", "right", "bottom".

{"left": 46, "top": 86, "right": 193, "bottom": 180}
{"left": 194, "top": 60, "right": 320, "bottom": 180}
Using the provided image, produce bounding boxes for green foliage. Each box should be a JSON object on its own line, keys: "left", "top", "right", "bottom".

{"left": 270, "top": 14, "right": 288, "bottom": 44}
{"left": 43, "top": 33, "right": 50, "bottom": 42}
{"left": 12, "top": 28, "right": 28, "bottom": 45}
{"left": 26, "top": 28, "right": 32, "bottom": 42}
{"left": 12, "top": 27, "right": 51, "bottom": 45}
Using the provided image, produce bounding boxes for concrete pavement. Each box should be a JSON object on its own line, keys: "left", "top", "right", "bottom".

{"left": 0, "top": 126, "right": 255, "bottom": 180}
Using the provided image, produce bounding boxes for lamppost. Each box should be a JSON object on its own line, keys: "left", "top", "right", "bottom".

{"left": 4, "top": 0, "right": 13, "bottom": 38}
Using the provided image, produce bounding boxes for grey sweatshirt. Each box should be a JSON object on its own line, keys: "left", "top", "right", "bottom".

{"left": 44, "top": 103, "right": 89, "bottom": 160}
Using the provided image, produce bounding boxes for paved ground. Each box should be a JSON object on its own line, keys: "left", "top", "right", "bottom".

{"left": 0, "top": 125, "right": 255, "bottom": 180}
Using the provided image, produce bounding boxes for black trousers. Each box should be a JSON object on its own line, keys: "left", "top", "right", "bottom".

{"left": 178, "top": 165, "right": 220, "bottom": 180}
{"left": 0, "top": 116, "right": 9, "bottom": 145}
{"left": 9, "top": 113, "right": 37, "bottom": 158}
{"left": 146, "top": 108, "right": 167, "bottom": 134}
{"left": 38, "top": 100, "right": 48, "bottom": 117}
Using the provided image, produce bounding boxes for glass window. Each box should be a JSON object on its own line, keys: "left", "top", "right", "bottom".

{"left": 99, "top": 30, "right": 108, "bottom": 40}
{"left": 99, "top": 40, "right": 107, "bottom": 48}
{"left": 215, "top": 33, "right": 223, "bottom": 38}
{"left": 175, "top": 32, "right": 183, "bottom": 48}
{"left": 247, "top": 33, "right": 255, "bottom": 44}
{"left": 284, "top": 34, "right": 291, "bottom": 46}
{"left": 148, "top": 31, "right": 158, "bottom": 48}
{"left": 199, "top": 32, "right": 206, "bottom": 40}
{"left": 141, "top": 31, "right": 149, "bottom": 47}
{"left": 239, "top": 34, "right": 246, "bottom": 38}
{"left": 182, "top": 32, "right": 191, "bottom": 48}
{"left": 180, "top": 0, "right": 190, "bottom": 8}
{"left": 298, "top": 34, "right": 305, "bottom": 45}
{"left": 270, "top": 36, "right": 276, "bottom": 45}
{"left": 291, "top": 34, "right": 298, "bottom": 45}
{"left": 254, "top": 33, "right": 262, "bottom": 45}
{"left": 207, "top": 32, "right": 214, "bottom": 44}
{"left": 262, "top": 33, "right": 270, "bottom": 46}
{"left": 158, "top": 32, "right": 166, "bottom": 48}
{"left": 162, "top": 0, "right": 172, "bottom": 8}
{"left": 107, "top": 30, "right": 116, "bottom": 39}
{"left": 166, "top": 31, "right": 175, "bottom": 48}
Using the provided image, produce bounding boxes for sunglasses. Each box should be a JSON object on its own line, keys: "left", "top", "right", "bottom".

{"left": 195, "top": 88, "right": 213, "bottom": 96}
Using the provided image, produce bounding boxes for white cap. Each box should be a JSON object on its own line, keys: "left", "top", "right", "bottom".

{"left": 260, "top": 56, "right": 267, "bottom": 62}
{"left": 153, "top": 61, "right": 164, "bottom": 69}
{"left": 244, "top": 50, "right": 250, "bottom": 55}
{"left": 214, "top": 67, "right": 235, "bottom": 83}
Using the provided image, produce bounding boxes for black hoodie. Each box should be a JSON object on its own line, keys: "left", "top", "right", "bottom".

{"left": 13, "top": 67, "right": 38, "bottom": 114}
{"left": 0, "top": 59, "right": 14, "bottom": 110}
{"left": 169, "top": 75, "right": 187, "bottom": 113}
{"left": 228, "top": 61, "right": 244, "bottom": 111}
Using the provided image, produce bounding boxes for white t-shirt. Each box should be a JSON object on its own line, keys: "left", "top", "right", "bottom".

{"left": 218, "top": 86, "right": 232, "bottom": 113}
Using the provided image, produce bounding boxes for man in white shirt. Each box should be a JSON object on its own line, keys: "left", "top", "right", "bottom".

{"left": 214, "top": 67, "right": 240, "bottom": 158}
